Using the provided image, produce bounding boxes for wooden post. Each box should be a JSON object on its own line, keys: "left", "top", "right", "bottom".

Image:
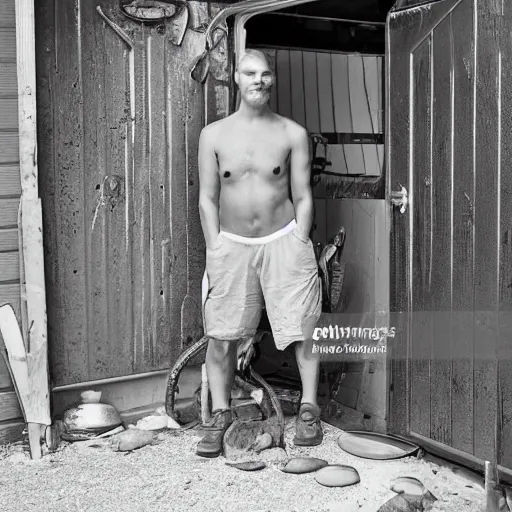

{"left": 14, "top": 0, "right": 51, "bottom": 459}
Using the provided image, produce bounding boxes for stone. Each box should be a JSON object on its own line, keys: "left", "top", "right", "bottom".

{"left": 225, "top": 460, "right": 266, "bottom": 471}
{"left": 390, "top": 476, "right": 426, "bottom": 496}
{"left": 314, "top": 465, "right": 360, "bottom": 487}
{"left": 281, "top": 457, "right": 329, "bottom": 474}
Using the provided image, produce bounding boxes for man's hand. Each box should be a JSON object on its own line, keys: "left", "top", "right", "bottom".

{"left": 198, "top": 124, "right": 221, "bottom": 249}
{"left": 289, "top": 124, "right": 314, "bottom": 239}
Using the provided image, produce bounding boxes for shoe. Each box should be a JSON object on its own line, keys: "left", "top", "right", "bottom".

{"left": 196, "top": 408, "right": 233, "bottom": 458}
{"left": 293, "top": 402, "right": 323, "bottom": 446}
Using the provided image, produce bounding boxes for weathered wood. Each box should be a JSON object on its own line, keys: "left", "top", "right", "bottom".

{"left": 451, "top": 0, "right": 475, "bottom": 456}
{"left": 276, "top": 49, "right": 291, "bottom": 120}
{"left": 181, "top": 6, "right": 209, "bottom": 351}
{"left": 316, "top": 52, "right": 335, "bottom": 133}
{"left": 0, "top": 133, "right": 19, "bottom": 163}
{"left": 473, "top": 0, "right": 500, "bottom": 463}
{"left": 387, "top": 0, "right": 464, "bottom": 440}
{"left": 323, "top": 173, "right": 384, "bottom": 200}
{"left": 49, "top": 0, "right": 88, "bottom": 383}
{"left": 0, "top": 99, "right": 18, "bottom": 129}
{"left": 0, "top": 253, "right": 19, "bottom": 282}
{"left": 289, "top": 50, "right": 305, "bottom": 127}
{"left": 0, "top": 198, "right": 19, "bottom": 228}
{"left": 302, "top": 51, "right": 320, "bottom": 133}
{"left": 0, "top": 165, "right": 21, "bottom": 195}
{"left": 0, "top": 284, "right": 21, "bottom": 320}
{"left": 0, "top": 1, "right": 15, "bottom": 27}
{"left": 410, "top": 35, "right": 432, "bottom": 440}
{"left": 430, "top": 14, "right": 452, "bottom": 447}
{"left": 0, "top": 28, "right": 16, "bottom": 61}
{"left": 0, "top": 390, "right": 22, "bottom": 420}
{"left": 499, "top": 0, "right": 512, "bottom": 470}
{"left": 0, "top": 63, "right": 18, "bottom": 96}
{"left": 0, "top": 420, "right": 24, "bottom": 444}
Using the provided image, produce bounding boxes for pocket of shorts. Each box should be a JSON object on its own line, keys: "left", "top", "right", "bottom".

{"left": 292, "top": 228, "right": 311, "bottom": 245}
{"left": 207, "top": 233, "right": 225, "bottom": 254}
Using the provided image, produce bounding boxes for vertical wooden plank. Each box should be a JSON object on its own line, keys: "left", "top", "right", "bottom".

{"left": 378, "top": 57, "right": 383, "bottom": 133}
{"left": 363, "top": 56, "right": 380, "bottom": 134}
{"left": 410, "top": 36, "right": 432, "bottom": 440}
{"left": 302, "top": 51, "right": 320, "bottom": 133}
{"left": 148, "top": 33, "right": 172, "bottom": 366}
{"left": 430, "top": 16, "right": 453, "bottom": 447}
{"left": 387, "top": 12, "right": 411, "bottom": 437}
{"left": 473, "top": 0, "right": 500, "bottom": 463}
{"left": 327, "top": 145, "right": 348, "bottom": 174}
{"left": 362, "top": 145, "right": 381, "bottom": 176}
{"left": 316, "top": 52, "right": 335, "bottom": 133}
{"left": 348, "top": 55, "right": 373, "bottom": 133}
{"left": 451, "top": 0, "right": 475, "bottom": 456}
{"left": 181, "top": 10, "right": 207, "bottom": 352}
{"left": 84, "top": 1, "right": 128, "bottom": 379}
{"left": 331, "top": 54, "right": 352, "bottom": 133}
{"left": 343, "top": 144, "right": 365, "bottom": 175}
{"left": 49, "top": 0, "right": 88, "bottom": 384}
{"left": 276, "top": 49, "right": 291, "bottom": 120}
{"left": 289, "top": 50, "right": 306, "bottom": 127}
{"left": 500, "top": 0, "right": 512, "bottom": 471}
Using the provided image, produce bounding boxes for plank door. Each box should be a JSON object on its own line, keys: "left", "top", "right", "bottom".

{"left": 35, "top": 1, "right": 230, "bottom": 387}
{"left": 387, "top": 0, "right": 512, "bottom": 473}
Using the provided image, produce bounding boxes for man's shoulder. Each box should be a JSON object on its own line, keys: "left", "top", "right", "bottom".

{"left": 280, "top": 116, "right": 309, "bottom": 144}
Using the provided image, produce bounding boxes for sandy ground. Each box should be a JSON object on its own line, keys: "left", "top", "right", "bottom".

{"left": 0, "top": 419, "right": 487, "bottom": 512}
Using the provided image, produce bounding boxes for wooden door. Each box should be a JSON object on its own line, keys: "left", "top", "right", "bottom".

{"left": 387, "top": 0, "right": 512, "bottom": 474}
{"left": 35, "top": 1, "right": 230, "bottom": 387}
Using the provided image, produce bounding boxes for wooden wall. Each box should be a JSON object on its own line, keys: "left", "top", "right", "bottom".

{"left": 388, "top": 0, "right": 512, "bottom": 475}
{"left": 35, "top": 1, "right": 230, "bottom": 391}
{"left": 0, "top": 0, "right": 25, "bottom": 443}
{"left": 259, "top": 48, "right": 384, "bottom": 177}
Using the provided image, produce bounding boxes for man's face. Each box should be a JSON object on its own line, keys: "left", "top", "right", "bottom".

{"left": 236, "top": 55, "right": 274, "bottom": 107}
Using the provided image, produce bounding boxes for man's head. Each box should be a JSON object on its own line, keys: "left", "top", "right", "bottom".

{"left": 235, "top": 49, "right": 274, "bottom": 108}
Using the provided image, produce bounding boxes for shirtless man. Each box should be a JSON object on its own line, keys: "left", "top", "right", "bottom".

{"left": 196, "top": 49, "right": 322, "bottom": 458}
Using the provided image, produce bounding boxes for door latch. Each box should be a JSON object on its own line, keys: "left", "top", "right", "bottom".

{"left": 390, "top": 185, "right": 408, "bottom": 214}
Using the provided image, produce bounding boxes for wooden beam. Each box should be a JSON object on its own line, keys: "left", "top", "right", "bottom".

{"left": 317, "top": 174, "right": 385, "bottom": 199}
{"left": 14, "top": 0, "right": 50, "bottom": 459}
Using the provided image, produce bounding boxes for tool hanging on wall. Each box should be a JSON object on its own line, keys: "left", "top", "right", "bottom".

{"left": 115, "top": 0, "right": 189, "bottom": 44}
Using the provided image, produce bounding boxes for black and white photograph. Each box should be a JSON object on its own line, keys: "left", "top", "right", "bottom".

{"left": 0, "top": 0, "right": 510, "bottom": 510}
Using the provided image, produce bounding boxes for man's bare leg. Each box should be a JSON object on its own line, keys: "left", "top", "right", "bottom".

{"left": 196, "top": 339, "right": 237, "bottom": 457}
{"left": 294, "top": 340, "right": 320, "bottom": 406}
{"left": 205, "top": 339, "right": 238, "bottom": 411}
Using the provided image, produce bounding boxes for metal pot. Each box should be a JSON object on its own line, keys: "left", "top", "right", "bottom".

{"left": 63, "top": 402, "right": 122, "bottom": 432}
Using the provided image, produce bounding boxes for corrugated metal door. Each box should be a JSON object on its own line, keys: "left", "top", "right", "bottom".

{"left": 388, "top": 0, "right": 512, "bottom": 473}
{"left": 35, "top": 0, "right": 230, "bottom": 386}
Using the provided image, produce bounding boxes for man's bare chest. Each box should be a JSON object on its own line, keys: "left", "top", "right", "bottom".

{"left": 215, "top": 131, "right": 291, "bottom": 179}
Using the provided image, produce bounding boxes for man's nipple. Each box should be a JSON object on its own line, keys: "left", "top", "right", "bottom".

{"left": 272, "top": 166, "right": 280, "bottom": 175}
{"left": 224, "top": 171, "right": 231, "bottom": 178}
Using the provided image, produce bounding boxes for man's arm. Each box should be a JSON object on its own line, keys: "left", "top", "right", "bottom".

{"left": 198, "top": 124, "right": 221, "bottom": 249}
{"left": 289, "top": 124, "right": 314, "bottom": 239}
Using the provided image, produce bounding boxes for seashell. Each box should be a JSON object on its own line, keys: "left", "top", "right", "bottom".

{"left": 281, "top": 457, "right": 329, "bottom": 474}
{"left": 315, "top": 465, "right": 360, "bottom": 487}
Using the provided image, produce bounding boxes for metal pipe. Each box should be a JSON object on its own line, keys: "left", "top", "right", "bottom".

{"left": 52, "top": 368, "right": 173, "bottom": 392}
{"left": 264, "top": 12, "right": 386, "bottom": 26}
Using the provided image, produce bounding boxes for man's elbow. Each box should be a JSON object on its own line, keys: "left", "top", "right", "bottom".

{"left": 199, "top": 196, "right": 218, "bottom": 214}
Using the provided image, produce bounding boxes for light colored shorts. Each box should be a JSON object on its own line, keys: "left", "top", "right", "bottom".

{"left": 202, "top": 219, "right": 322, "bottom": 350}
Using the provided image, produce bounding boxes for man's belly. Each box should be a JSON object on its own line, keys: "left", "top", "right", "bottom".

{"left": 219, "top": 183, "right": 295, "bottom": 237}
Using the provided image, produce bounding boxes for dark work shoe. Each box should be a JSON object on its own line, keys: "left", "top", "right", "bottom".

{"left": 196, "top": 408, "right": 233, "bottom": 458}
{"left": 293, "top": 402, "right": 323, "bottom": 446}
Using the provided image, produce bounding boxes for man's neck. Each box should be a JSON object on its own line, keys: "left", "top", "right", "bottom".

{"left": 237, "top": 101, "right": 272, "bottom": 121}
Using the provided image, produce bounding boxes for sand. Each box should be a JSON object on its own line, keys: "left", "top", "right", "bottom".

{"left": 0, "top": 419, "right": 487, "bottom": 512}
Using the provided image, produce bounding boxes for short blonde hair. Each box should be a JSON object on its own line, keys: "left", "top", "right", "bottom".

{"left": 236, "top": 49, "right": 274, "bottom": 72}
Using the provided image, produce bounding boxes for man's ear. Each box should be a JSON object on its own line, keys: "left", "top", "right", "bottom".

{"left": 234, "top": 70, "right": 240, "bottom": 86}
